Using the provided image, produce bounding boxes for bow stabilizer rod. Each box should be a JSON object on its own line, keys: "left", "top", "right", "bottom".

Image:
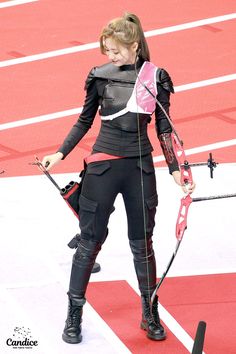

{"left": 181, "top": 152, "right": 218, "bottom": 179}
{"left": 193, "top": 193, "right": 236, "bottom": 202}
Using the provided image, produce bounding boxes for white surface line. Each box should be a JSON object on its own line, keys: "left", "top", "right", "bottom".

{"left": 0, "top": 13, "right": 235, "bottom": 67}
{"left": 175, "top": 73, "right": 236, "bottom": 92}
{"left": 145, "top": 12, "right": 236, "bottom": 37}
{"left": 126, "top": 278, "right": 204, "bottom": 354}
{"left": 153, "top": 139, "right": 236, "bottom": 163}
{"left": 0, "top": 42, "right": 100, "bottom": 68}
{"left": 41, "top": 254, "right": 132, "bottom": 354}
{"left": 0, "top": 107, "right": 83, "bottom": 130}
{"left": 0, "top": 0, "right": 38, "bottom": 8}
{"left": 1, "top": 73, "right": 235, "bottom": 131}
{"left": 160, "top": 305, "right": 206, "bottom": 354}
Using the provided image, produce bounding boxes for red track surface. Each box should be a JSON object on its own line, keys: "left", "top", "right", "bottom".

{"left": 1, "top": 2, "right": 236, "bottom": 176}
{"left": 1, "top": 0, "right": 236, "bottom": 61}
{"left": 1, "top": 1, "right": 236, "bottom": 352}
{"left": 87, "top": 274, "right": 236, "bottom": 354}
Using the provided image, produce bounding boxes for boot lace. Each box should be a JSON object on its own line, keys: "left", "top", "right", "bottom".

{"left": 67, "top": 305, "right": 82, "bottom": 327}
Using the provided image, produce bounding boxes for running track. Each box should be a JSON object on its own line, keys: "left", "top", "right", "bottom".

{"left": 0, "top": 1, "right": 236, "bottom": 353}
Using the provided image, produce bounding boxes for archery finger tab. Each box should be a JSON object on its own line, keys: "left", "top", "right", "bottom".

{"left": 181, "top": 183, "right": 189, "bottom": 195}
{"left": 184, "top": 181, "right": 196, "bottom": 194}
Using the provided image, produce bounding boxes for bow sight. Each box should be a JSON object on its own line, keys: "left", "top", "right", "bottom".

{"left": 181, "top": 152, "right": 218, "bottom": 179}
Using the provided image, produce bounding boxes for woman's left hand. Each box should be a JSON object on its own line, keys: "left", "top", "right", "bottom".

{"left": 172, "top": 170, "right": 196, "bottom": 194}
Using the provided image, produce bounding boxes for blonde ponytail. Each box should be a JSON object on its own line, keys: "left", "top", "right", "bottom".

{"left": 123, "top": 13, "right": 150, "bottom": 61}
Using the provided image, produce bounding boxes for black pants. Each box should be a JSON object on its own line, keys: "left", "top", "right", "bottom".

{"left": 79, "top": 154, "right": 158, "bottom": 242}
{"left": 69, "top": 154, "right": 158, "bottom": 297}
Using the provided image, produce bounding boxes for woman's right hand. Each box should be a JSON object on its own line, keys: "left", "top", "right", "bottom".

{"left": 41, "top": 152, "right": 64, "bottom": 171}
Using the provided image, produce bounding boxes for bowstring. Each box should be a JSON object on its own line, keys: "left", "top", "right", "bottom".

{"left": 135, "top": 73, "right": 182, "bottom": 147}
{"left": 134, "top": 58, "right": 151, "bottom": 305}
{"left": 134, "top": 60, "right": 179, "bottom": 304}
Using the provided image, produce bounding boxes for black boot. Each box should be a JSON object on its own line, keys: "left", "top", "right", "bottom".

{"left": 62, "top": 238, "right": 102, "bottom": 344}
{"left": 62, "top": 293, "right": 86, "bottom": 344}
{"left": 129, "top": 238, "right": 166, "bottom": 340}
{"left": 140, "top": 295, "right": 166, "bottom": 340}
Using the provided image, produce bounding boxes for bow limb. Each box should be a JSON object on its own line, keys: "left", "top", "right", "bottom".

{"left": 151, "top": 239, "right": 181, "bottom": 303}
{"left": 176, "top": 194, "right": 193, "bottom": 241}
{"left": 151, "top": 194, "right": 192, "bottom": 303}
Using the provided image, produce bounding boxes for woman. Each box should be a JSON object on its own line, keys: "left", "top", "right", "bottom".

{"left": 42, "top": 13, "right": 195, "bottom": 344}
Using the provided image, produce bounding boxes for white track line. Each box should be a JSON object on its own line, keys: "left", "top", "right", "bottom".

{"left": 1, "top": 73, "right": 235, "bottom": 131}
{"left": 153, "top": 139, "right": 236, "bottom": 163}
{"left": 0, "top": 107, "right": 83, "bottom": 131}
{"left": 0, "top": 42, "right": 100, "bottom": 68}
{"left": 127, "top": 278, "right": 205, "bottom": 354}
{"left": 0, "top": 13, "right": 235, "bottom": 68}
{"left": 144, "top": 12, "right": 236, "bottom": 37}
{"left": 175, "top": 73, "right": 236, "bottom": 92}
{"left": 159, "top": 304, "right": 206, "bottom": 354}
{"left": 0, "top": 0, "right": 38, "bottom": 8}
{"left": 40, "top": 254, "right": 131, "bottom": 354}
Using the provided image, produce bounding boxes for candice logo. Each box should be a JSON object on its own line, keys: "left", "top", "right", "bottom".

{"left": 6, "top": 327, "right": 38, "bottom": 349}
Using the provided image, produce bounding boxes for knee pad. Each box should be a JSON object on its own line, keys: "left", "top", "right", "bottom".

{"left": 73, "top": 237, "right": 102, "bottom": 267}
{"left": 129, "top": 238, "right": 155, "bottom": 262}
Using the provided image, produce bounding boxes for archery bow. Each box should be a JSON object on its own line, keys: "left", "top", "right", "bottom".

{"left": 147, "top": 78, "right": 228, "bottom": 303}
{"left": 134, "top": 64, "right": 197, "bottom": 303}
{"left": 133, "top": 61, "right": 235, "bottom": 304}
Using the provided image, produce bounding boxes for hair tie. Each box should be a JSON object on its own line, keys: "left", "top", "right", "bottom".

{"left": 126, "top": 15, "right": 135, "bottom": 23}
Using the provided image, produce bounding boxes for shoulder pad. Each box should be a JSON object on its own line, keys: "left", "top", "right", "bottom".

{"left": 94, "top": 63, "right": 116, "bottom": 78}
{"left": 84, "top": 67, "right": 97, "bottom": 90}
{"left": 156, "top": 68, "right": 174, "bottom": 93}
{"left": 93, "top": 63, "right": 136, "bottom": 83}
{"left": 84, "top": 63, "right": 120, "bottom": 90}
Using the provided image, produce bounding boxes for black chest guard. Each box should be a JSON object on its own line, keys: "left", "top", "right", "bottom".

{"left": 94, "top": 62, "right": 137, "bottom": 118}
{"left": 58, "top": 60, "right": 175, "bottom": 160}
{"left": 86, "top": 61, "right": 174, "bottom": 121}
{"left": 84, "top": 61, "right": 174, "bottom": 157}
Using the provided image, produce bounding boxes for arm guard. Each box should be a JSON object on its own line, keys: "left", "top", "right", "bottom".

{"left": 158, "top": 132, "right": 179, "bottom": 174}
